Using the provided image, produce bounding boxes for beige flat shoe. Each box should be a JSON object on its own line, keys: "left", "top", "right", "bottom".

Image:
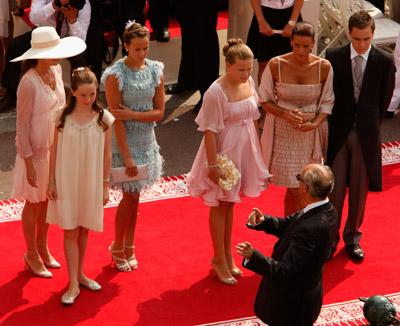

{"left": 61, "top": 289, "right": 80, "bottom": 305}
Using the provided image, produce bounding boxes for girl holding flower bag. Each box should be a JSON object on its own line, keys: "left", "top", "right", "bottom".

{"left": 188, "top": 39, "right": 270, "bottom": 285}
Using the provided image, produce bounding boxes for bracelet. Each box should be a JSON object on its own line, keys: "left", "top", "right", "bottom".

{"left": 288, "top": 20, "right": 296, "bottom": 27}
{"left": 208, "top": 164, "right": 218, "bottom": 168}
{"left": 103, "top": 178, "right": 110, "bottom": 184}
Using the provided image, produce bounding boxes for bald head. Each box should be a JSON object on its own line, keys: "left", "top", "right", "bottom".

{"left": 301, "top": 164, "right": 334, "bottom": 199}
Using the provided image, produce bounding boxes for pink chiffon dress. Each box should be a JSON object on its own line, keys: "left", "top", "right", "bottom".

{"left": 11, "top": 65, "right": 66, "bottom": 203}
{"left": 188, "top": 77, "right": 270, "bottom": 207}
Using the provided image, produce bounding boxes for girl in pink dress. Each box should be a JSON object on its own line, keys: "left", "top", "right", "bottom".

{"left": 10, "top": 26, "right": 86, "bottom": 278}
{"left": 188, "top": 39, "right": 270, "bottom": 285}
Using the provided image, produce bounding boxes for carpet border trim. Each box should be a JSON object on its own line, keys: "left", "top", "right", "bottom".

{"left": 1, "top": 141, "right": 400, "bottom": 223}
{"left": 196, "top": 292, "right": 400, "bottom": 326}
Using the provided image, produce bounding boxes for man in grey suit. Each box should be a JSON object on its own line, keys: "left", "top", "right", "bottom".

{"left": 326, "top": 11, "right": 395, "bottom": 261}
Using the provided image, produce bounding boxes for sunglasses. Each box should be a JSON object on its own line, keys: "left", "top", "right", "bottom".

{"left": 296, "top": 173, "right": 304, "bottom": 183}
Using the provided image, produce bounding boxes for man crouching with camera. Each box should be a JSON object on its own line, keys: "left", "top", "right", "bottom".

{"left": 237, "top": 164, "right": 338, "bottom": 326}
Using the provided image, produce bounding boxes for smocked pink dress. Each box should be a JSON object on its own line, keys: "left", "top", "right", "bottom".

{"left": 11, "top": 65, "right": 66, "bottom": 203}
{"left": 188, "top": 77, "right": 270, "bottom": 207}
{"left": 260, "top": 57, "right": 334, "bottom": 188}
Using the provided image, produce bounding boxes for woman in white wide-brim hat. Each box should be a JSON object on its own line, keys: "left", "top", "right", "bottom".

{"left": 10, "top": 26, "right": 86, "bottom": 278}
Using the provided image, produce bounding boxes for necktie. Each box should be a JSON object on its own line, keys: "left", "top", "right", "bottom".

{"left": 55, "top": 10, "right": 64, "bottom": 36}
{"left": 354, "top": 55, "right": 364, "bottom": 88}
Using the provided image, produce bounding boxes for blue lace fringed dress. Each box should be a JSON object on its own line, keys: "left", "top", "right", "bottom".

{"left": 101, "top": 58, "right": 164, "bottom": 193}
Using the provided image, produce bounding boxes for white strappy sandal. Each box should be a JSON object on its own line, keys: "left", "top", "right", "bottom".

{"left": 124, "top": 244, "right": 138, "bottom": 270}
{"left": 109, "top": 243, "right": 131, "bottom": 272}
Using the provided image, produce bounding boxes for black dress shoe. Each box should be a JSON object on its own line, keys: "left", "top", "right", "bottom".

{"left": 166, "top": 83, "right": 188, "bottom": 95}
{"left": 155, "top": 27, "right": 170, "bottom": 42}
{"left": 345, "top": 244, "right": 364, "bottom": 261}
{"left": 384, "top": 111, "right": 395, "bottom": 119}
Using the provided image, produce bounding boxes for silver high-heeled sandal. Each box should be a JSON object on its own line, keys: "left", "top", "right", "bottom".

{"left": 109, "top": 242, "right": 131, "bottom": 272}
{"left": 124, "top": 244, "right": 138, "bottom": 270}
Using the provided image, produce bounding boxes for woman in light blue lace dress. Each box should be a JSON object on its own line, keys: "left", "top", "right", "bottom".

{"left": 102, "top": 22, "right": 164, "bottom": 272}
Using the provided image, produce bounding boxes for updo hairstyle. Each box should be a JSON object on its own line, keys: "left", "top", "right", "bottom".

{"left": 122, "top": 22, "right": 150, "bottom": 44}
{"left": 291, "top": 21, "right": 315, "bottom": 40}
{"left": 222, "top": 38, "right": 253, "bottom": 65}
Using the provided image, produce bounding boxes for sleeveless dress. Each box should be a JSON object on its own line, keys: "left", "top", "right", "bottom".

{"left": 264, "top": 58, "right": 329, "bottom": 188}
{"left": 101, "top": 58, "right": 164, "bottom": 193}
{"left": 11, "top": 65, "right": 65, "bottom": 203}
{"left": 188, "top": 77, "right": 270, "bottom": 207}
{"left": 47, "top": 110, "right": 115, "bottom": 232}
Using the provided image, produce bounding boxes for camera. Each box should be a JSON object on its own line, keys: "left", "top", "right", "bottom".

{"left": 54, "top": 0, "right": 86, "bottom": 10}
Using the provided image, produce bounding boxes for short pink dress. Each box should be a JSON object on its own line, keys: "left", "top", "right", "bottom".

{"left": 188, "top": 77, "right": 270, "bottom": 207}
{"left": 11, "top": 65, "right": 65, "bottom": 203}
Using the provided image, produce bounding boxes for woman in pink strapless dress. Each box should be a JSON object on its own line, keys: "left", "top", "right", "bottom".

{"left": 188, "top": 39, "right": 270, "bottom": 285}
{"left": 259, "top": 22, "right": 334, "bottom": 215}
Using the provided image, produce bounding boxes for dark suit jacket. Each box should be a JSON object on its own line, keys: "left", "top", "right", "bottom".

{"left": 244, "top": 202, "right": 338, "bottom": 326}
{"left": 326, "top": 44, "right": 395, "bottom": 191}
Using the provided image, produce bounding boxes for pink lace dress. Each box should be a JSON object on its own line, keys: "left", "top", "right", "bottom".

{"left": 188, "top": 77, "right": 270, "bottom": 207}
{"left": 260, "top": 58, "right": 334, "bottom": 188}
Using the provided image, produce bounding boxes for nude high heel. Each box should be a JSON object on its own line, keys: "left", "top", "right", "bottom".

{"left": 41, "top": 254, "right": 61, "bottom": 269}
{"left": 23, "top": 254, "right": 52, "bottom": 278}
{"left": 109, "top": 242, "right": 131, "bottom": 272}
{"left": 211, "top": 261, "right": 237, "bottom": 285}
{"left": 124, "top": 244, "right": 138, "bottom": 270}
{"left": 230, "top": 266, "right": 243, "bottom": 277}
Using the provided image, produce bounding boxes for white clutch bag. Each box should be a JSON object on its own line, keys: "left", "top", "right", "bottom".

{"left": 110, "top": 165, "right": 148, "bottom": 183}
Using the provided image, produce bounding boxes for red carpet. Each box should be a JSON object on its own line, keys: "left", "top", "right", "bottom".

{"left": 1, "top": 152, "right": 400, "bottom": 325}
{"left": 145, "top": 12, "right": 229, "bottom": 39}
{"left": 20, "top": 10, "right": 229, "bottom": 40}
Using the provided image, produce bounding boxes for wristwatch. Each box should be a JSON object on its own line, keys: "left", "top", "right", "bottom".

{"left": 288, "top": 20, "right": 296, "bottom": 27}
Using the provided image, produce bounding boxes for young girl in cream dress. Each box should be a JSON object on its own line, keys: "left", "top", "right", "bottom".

{"left": 47, "top": 68, "right": 114, "bottom": 305}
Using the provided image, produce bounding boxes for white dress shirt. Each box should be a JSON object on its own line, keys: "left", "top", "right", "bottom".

{"left": 30, "top": 0, "right": 91, "bottom": 41}
{"left": 388, "top": 33, "right": 400, "bottom": 112}
{"left": 302, "top": 197, "right": 329, "bottom": 214}
{"left": 350, "top": 43, "right": 371, "bottom": 76}
{"left": 260, "top": 0, "right": 295, "bottom": 10}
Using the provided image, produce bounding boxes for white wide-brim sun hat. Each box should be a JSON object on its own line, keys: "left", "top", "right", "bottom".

{"left": 11, "top": 26, "right": 87, "bottom": 62}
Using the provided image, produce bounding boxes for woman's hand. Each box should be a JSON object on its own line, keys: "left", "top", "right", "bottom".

{"left": 208, "top": 166, "right": 224, "bottom": 185}
{"left": 47, "top": 182, "right": 57, "bottom": 200}
{"left": 103, "top": 186, "right": 110, "bottom": 206}
{"left": 258, "top": 19, "right": 274, "bottom": 37}
{"left": 282, "top": 109, "right": 303, "bottom": 127}
{"left": 298, "top": 121, "right": 318, "bottom": 132}
{"left": 110, "top": 104, "right": 134, "bottom": 121}
{"left": 123, "top": 157, "right": 138, "bottom": 177}
{"left": 26, "top": 163, "right": 38, "bottom": 188}
{"left": 236, "top": 241, "right": 255, "bottom": 259}
{"left": 282, "top": 23, "right": 294, "bottom": 37}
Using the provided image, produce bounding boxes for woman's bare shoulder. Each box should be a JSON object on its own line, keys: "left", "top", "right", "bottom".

{"left": 319, "top": 58, "right": 332, "bottom": 81}
{"left": 268, "top": 57, "right": 279, "bottom": 78}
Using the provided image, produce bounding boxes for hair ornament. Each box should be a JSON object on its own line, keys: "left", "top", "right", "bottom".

{"left": 125, "top": 20, "right": 136, "bottom": 30}
{"left": 72, "top": 67, "right": 86, "bottom": 75}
